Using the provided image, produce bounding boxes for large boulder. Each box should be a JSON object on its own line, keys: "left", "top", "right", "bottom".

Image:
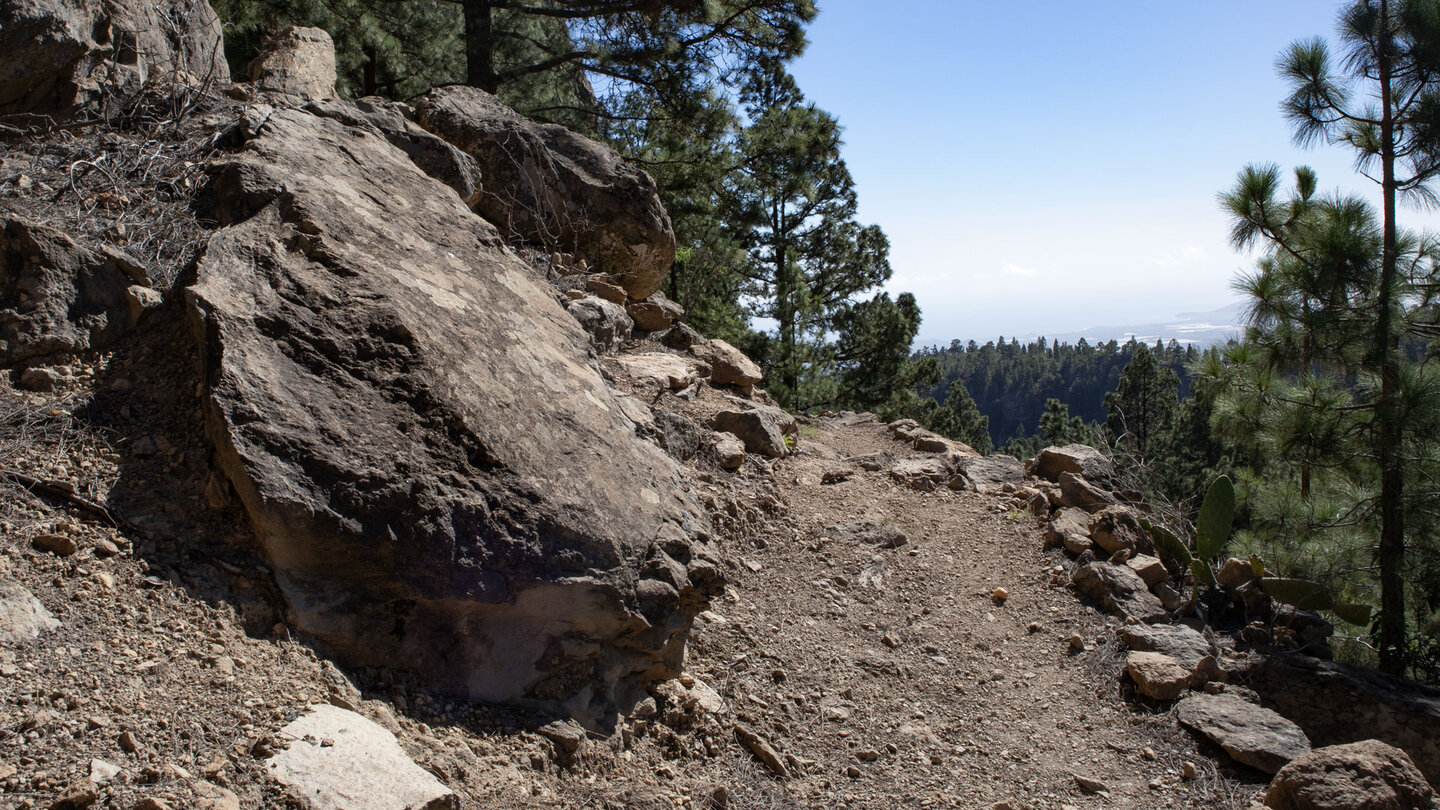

{"left": 1177, "top": 693, "right": 1312, "bottom": 774}
{"left": 1265, "top": 739, "right": 1435, "bottom": 810}
{"left": 689, "top": 338, "right": 762, "bottom": 392}
{"left": 248, "top": 26, "right": 336, "bottom": 101}
{"left": 190, "top": 107, "right": 722, "bottom": 726}
{"left": 415, "top": 86, "right": 675, "bottom": 299}
{"left": 1, "top": 216, "right": 151, "bottom": 366}
{"left": 1029, "top": 444, "right": 1115, "bottom": 486}
{"left": 0, "top": 0, "right": 229, "bottom": 118}
{"left": 955, "top": 454, "right": 1026, "bottom": 491}
{"left": 1058, "top": 471, "right": 1117, "bottom": 513}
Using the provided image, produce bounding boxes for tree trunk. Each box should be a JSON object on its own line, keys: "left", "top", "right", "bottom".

{"left": 362, "top": 45, "right": 379, "bottom": 98}
{"left": 1376, "top": 0, "right": 1408, "bottom": 677}
{"left": 464, "top": 0, "right": 498, "bottom": 93}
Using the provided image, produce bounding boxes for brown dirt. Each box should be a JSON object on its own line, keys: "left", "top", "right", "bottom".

{"left": 0, "top": 325, "right": 1272, "bottom": 809}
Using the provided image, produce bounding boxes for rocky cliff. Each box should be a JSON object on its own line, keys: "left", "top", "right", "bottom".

{"left": 1, "top": 14, "right": 735, "bottom": 728}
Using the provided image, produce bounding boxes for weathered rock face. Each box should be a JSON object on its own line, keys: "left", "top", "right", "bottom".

{"left": 190, "top": 107, "right": 721, "bottom": 725}
{"left": 415, "top": 86, "right": 675, "bottom": 299}
{"left": 1242, "top": 656, "right": 1440, "bottom": 786}
{"left": 1, "top": 216, "right": 150, "bottom": 366}
{"left": 305, "top": 98, "right": 483, "bottom": 207}
{"left": 1265, "top": 739, "right": 1435, "bottom": 810}
{"left": 0, "top": 0, "right": 228, "bottom": 117}
{"left": 248, "top": 26, "right": 335, "bottom": 101}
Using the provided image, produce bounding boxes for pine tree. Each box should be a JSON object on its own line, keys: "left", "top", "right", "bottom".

{"left": 930, "top": 383, "right": 992, "bottom": 455}
{"left": 1039, "top": 398, "right": 1087, "bottom": 445}
{"left": 1104, "top": 343, "right": 1179, "bottom": 463}
{"left": 831, "top": 293, "right": 938, "bottom": 415}
{"left": 1219, "top": 163, "right": 1440, "bottom": 677}
{"left": 1226, "top": 0, "right": 1440, "bottom": 673}
{"left": 729, "top": 60, "right": 891, "bottom": 410}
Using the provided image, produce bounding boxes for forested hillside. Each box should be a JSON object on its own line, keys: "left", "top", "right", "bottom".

{"left": 916, "top": 336, "right": 1198, "bottom": 450}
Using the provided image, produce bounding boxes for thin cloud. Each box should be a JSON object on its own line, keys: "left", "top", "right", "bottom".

{"left": 1002, "top": 263, "right": 1038, "bottom": 277}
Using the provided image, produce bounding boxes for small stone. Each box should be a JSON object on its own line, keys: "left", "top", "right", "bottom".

{"left": 1069, "top": 633, "right": 1086, "bottom": 652}
{"left": 118, "top": 730, "right": 140, "bottom": 753}
{"left": 33, "top": 534, "right": 79, "bottom": 557}
{"left": 133, "top": 799, "right": 172, "bottom": 810}
{"left": 88, "top": 759, "right": 120, "bottom": 785}
{"left": 1073, "top": 774, "right": 1108, "bottom": 795}
{"left": 1182, "top": 761, "right": 1198, "bottom": 780}
{"left": 1027, "top": 621, "right": 1041, "bottom": 634}
{"left": 881, "top": 632, "right": 902, "bottom": 648}
{"left": 734, "top": 724, "right": 789, "bottom": 778}
{"left": 856, "top": 749, "right": 880, "bottom": 762}
{"left": 844, "top": 765, "right": 861, "bottom": 778}
{"left": 93, "top": 539, "right": 122, "bottom": 557}
{"left": 992, "top": 587, "right": 1010, "bottom": 602}
{"left": 48, "top": 778, "right": 99, "bottom": 809}
{"left": 1142, "top": 747, "right": 1156, "bottom": 761}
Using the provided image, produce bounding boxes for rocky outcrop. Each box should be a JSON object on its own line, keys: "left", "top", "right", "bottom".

{"left": 1265, "top": 740, "right": 1435, "bottom": 810}
{"left": 1177, "top": 693, "right": 1311, "bottom": 774}
{"left": 415, "top": 86, "right": 674, "bottom": 299}
{"left": 264, "top": 704, "right": 458, "bottom": 810}
{"left": 0, "top": 0, "right": 228, "bottom": 118}
{"left": 190, "top": 107, "right": 722, "bottom": 725}
{"left": 248, "top": 26, "right": 335, "bottom": 101}
{"left": 1, "top": 216, "right": 151, "bottom": 366}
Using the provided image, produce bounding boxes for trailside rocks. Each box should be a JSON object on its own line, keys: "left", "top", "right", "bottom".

{"left": 1071, "top": 562, "right": 1168, "bottom": 623}
{"left": 710, "top": 403, "right": 796, "bottom": 459}
{"left": 1177, "top": 693, "right": 1311, "bottom": 774}
{"left": 0, "top": 216, "right": 151, "bottom": 366}
{"left": 191, "top": 107, "right": 721, "bottom": 725}
{"left": 1029, "top": 444, "right": 1115, "bottom": 486}
{"left": 0, "top": 0, "right": 228, "bottom": 117}
{"left": 263, "top": 704, "right": 458, "bottom": 810}
{"left": 690, "top": 339, "right": 763, "bottom": 393}
{"left": 415, "top": 86, "right": 675, "bottom": 299}
{"left": 1264, "top": 740, "right": 1435, "bottom": 810}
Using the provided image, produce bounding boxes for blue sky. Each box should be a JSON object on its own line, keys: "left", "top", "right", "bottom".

{"left": 788, "top": 1, "right": 1440, "bottom": 348}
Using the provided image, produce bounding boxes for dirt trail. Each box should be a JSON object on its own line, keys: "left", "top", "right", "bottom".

{"left": 651, "top": 411, "right": 1257, "bottom": 809}
{"left": 0, "top": 348, "right": 1263, "bottom": 809}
